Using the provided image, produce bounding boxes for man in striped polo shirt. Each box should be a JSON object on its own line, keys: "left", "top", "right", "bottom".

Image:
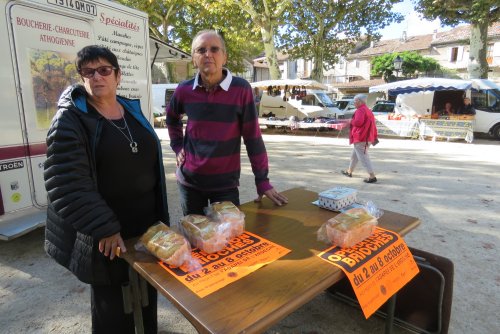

{"left": 166, "top": 30, "right": 288, "bottom": 215}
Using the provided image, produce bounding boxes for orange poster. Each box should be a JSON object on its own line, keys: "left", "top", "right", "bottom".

{"left": 318, "top": 227, "right": 419, "bottom": 318}
{"left": 160, "top": 231, "right": 290, "bottom": 298}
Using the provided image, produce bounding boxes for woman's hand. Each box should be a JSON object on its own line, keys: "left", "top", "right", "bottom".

{"left": 176, "top": 149, "right": 185, "bottom": 167}
{"left": 254, "top": 188, "right": 288, "bottom": 206}
{"left": 99, "top": 232, "right": 126, "bottom": 260}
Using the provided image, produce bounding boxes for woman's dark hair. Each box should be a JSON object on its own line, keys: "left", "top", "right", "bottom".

{"left": 76, "top": 45, "right": 119, "bottom": 75}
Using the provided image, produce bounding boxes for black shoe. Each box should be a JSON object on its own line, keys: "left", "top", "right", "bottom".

{"left": 364, "top": 177, "right": 377, "bottom": 183}
{"left": 341, "top": 170, "right": 352, "bottom": 177}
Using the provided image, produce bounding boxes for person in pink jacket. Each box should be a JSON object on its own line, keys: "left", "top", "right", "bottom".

{"left": 341, "top": 94, "right": 378, "bottom": 183}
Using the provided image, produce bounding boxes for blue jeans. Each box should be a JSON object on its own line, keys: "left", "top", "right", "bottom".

{"left": 177, "top": 182, "right": 240, "bottom": 215}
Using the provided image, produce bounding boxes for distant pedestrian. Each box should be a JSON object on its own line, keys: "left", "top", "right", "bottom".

{"left": 253, "top": 87, "right": 262, "bottom": 115}
{"left": 341, "top": 94, "right": 378, "bottom": 183}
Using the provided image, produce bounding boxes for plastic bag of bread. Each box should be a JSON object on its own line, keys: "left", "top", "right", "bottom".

{"left": 180, "top": 214, "right": 231, "bottom": 253}
{"left": 135, "top": 222, "right": 199, "bottom": 270}
{"left": 204, "top": 201, "right": 245, "bottom": 239}
{"left": 317, "top": 208, "right": 378, "bottom": 248}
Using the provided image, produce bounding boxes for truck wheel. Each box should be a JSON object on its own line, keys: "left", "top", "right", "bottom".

{"left": 492, "top": 124, "right": 500, "bottom": 140}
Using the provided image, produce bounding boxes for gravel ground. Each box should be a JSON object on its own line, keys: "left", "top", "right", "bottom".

{"left": 1, "top": 129, "right": 499, "bottom": 334}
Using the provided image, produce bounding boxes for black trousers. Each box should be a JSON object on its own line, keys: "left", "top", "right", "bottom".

{"left": 90, "top": 257, "right": 157, "bottom": 334}
{"left": 177, "top": 182, "right": 240, "bottom": 216}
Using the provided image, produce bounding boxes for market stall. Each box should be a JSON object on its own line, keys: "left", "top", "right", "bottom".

{"left": 369, "top": 78, "right": 480, "bottom": 142}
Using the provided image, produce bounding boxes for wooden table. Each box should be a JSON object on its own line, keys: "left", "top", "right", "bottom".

{"left": 121, "top": 188, "right": 420, "bottom": 334}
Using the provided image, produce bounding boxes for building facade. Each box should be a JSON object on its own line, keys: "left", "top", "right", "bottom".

{"left": 253, "top": 22, "right": 500, "bottom": 97}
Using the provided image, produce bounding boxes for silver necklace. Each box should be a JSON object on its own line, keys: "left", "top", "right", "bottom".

{"left": 104, "top": 105, "right": 139, "bottom": 154}
{"left": 110, "top": 117, "right": 127, "bottom": 130}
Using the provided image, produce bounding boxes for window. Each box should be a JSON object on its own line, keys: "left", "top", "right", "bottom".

{"left": 486, "top": 44, "right": 493, "bottom": 64}
{"left": 339, "top": 60, "right": 344, "bottom": 69}
{"left": 471, "top": 89, "right": 500, "bottom": 113}
{"left": 450, "top": 47, "right": 458, "bottom": 62}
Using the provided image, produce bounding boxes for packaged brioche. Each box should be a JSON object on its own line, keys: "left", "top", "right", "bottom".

{"left": 135, "top": 222, "right": 198, "bottom": 269}
{"left": 318, "top": 208, "right": 378, "bottom": 248}
{"left": 180, "top": 214, "right": 231, "bottom": 253}
{"left": 204, "top": 201, "right": 245, "bottom": 239}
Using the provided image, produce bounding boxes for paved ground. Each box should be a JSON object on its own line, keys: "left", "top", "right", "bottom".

{"left": 1, "top": 129, "right": 499, "bottom": 333}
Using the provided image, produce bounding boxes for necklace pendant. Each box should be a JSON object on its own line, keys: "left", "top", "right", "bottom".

{"left": 130, "top": 141, "right": 138, "bottom": 153}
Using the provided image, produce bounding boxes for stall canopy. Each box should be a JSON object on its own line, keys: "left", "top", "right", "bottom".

{"left": 251, "top": 79, "right": 328, "bottom": 90}
{"left": 369, "top": 78, "right": 473, "bottom": 96}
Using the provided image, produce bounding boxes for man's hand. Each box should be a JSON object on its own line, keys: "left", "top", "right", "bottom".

{"left": 176, "top": 149, "right": 185, "bottom": 167}
{"left": 254, "top": 188, "right": 288, "bottom": 206}
{"left": 98, "top": 232, "right": 126, "bottom": 260}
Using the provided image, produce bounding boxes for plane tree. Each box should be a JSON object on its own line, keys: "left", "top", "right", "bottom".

{"left": 218, "top": 0, "right": 293, "bottom": 80}
{"left": 413, "top": 0, "right": 500, "bottom": 79}
{"left": 278, "top": 0, "right": 403, "bottom": 82}
{"left": 117, "top": 0, "right": 262, "bottom": 74}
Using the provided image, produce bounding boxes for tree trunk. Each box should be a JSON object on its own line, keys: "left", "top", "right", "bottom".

{"left": 260, "top": 26, "right": 281, "bottom": 80}
{"left": 311, "top": 39, "right": 324, "bottom": 82}
{"left": 468, "top": 21, "right": 489, "bottom": 79}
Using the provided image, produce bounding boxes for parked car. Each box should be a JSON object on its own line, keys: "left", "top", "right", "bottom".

{"left": 372, "top": 102, "right": 396, "bottom": 115}
{"left": 333, "top": 98, "right": 356, "bottom": 118}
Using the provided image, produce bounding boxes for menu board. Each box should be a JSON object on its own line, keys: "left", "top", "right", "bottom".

{"left": 10, "top": 0, "right": 151, "bottom": 133}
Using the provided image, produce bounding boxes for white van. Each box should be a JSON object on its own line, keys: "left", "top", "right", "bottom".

{"left": 0, "top": 0, "right": 154, "bottom": 240}
{"left": 370, "top": 78, "right": 500, "bottom": 139}
{"left": 251, "top": 79, "right": 342, "bottom": 119}
{"left": 152, "top": 83, "right": 178, "bottom": 116}
{"left": 152, "top": 83, "right": 178, "bottom": 127}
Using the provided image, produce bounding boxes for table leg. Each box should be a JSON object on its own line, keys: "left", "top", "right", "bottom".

{"left": 128, "top": 266, "right": 145, "bottom": 334}
{"left": 384, "top": 293, "right": 397, "bottom": 334}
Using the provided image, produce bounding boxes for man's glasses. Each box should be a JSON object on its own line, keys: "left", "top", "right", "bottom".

{"left": 195, "top": 46, "right": 222, "bottom": 55}
{"left": 78, "top": 66, "right": 116, "bottom": 78}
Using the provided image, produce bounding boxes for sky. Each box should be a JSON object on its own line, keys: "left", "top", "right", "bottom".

{"left": 379, "top": 0, "right": 457, "bottom": 40}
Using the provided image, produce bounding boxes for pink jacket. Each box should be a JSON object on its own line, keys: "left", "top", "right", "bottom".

{"left": 349, "top": 104, "right": 378, "bottom": 144}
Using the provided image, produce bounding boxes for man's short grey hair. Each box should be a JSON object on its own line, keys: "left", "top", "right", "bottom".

{"left": 191, "top": 30, "right": 226, "bottom": 56}
{"left": 354, "top": 94, "right": 367, "bottom": 104}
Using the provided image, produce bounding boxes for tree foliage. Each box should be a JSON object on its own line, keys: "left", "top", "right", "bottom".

{"left": 224, "top": 0, "right": 293, "bottom": 79}
{"left": 371, "top": 52, "right": 441, "bottom": 82}
{"left": 413, "top": 0, "right": 499, "bottom": 25}
{"left": 278, "top": 0, "right": 404, "bottom": 81}
{"left": 117, "top": 0, "right": 262, "bottom": 74}
{"left": 412, "top": 0, "right": 499, "bottom": 78}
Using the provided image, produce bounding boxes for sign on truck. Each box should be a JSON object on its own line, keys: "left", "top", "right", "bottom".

{"left": 0, "top": 0, "right": 153, "bottom": 240}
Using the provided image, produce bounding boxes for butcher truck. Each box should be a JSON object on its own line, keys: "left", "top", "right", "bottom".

{"left": 0, "top": 0, "right": 154, "bottom": 240}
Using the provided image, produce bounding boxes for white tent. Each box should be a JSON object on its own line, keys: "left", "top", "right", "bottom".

{"left": 369, "top": 77, "right": 499, "bottom": 96}
{"left": 369, "top": 78, "right": 471, "bottom": 95}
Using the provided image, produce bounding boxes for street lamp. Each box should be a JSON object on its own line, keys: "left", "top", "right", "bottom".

{"left": 393, "top": 55, "right": 403, "bottom": 78}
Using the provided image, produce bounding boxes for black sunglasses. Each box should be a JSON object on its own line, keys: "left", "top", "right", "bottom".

{"left": 79, "top": 66, "right": 116, "bottom": 78}
{"left": 195, "top": 46, "right": 222, "bottom": 55}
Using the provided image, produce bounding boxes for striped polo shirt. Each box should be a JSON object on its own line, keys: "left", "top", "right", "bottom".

{"left": 166, "top": 69, "right": 273, "bottom": 195}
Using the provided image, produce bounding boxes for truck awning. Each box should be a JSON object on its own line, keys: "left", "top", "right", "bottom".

{"left": 149, "top": 36, "right": 190, "bottom": 64}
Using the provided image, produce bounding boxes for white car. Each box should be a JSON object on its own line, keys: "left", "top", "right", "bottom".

{"left": 333, "top": 99, "right": 356, "bottom": 118}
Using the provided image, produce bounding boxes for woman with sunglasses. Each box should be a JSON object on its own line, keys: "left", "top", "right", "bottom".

{"left": 44, "top": 45, "right": 169, "bottom": 333}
